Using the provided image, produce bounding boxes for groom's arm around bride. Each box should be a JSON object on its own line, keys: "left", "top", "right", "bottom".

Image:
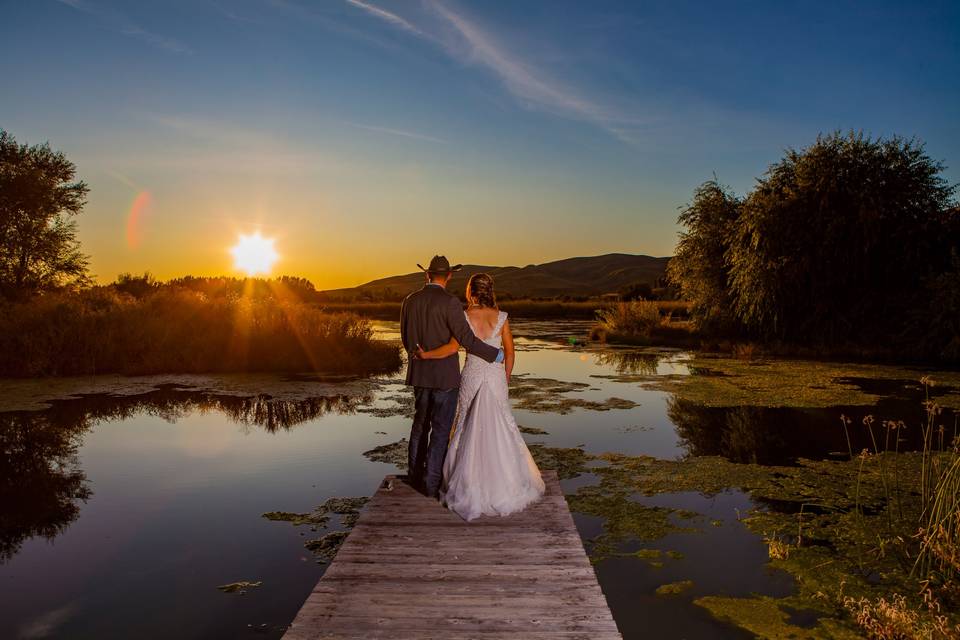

{"left": 399, "top": 256, "right": 502, "bottom": 498}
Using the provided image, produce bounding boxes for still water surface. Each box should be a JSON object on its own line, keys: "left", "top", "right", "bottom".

{"left": 0, "top": 320, "right": 935, "bottom": 639}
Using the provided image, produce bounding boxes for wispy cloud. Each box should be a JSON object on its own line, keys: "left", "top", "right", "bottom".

{"left": 349, "top": 122, "right": 446, "bottom": 143}
{"left": 341, "top": 0, "right": 653, "bottom": 143}
{"left": 344, "top": 0, "right": 423, "bottom": 36}
{"left": 55, "top": 0, "right": 193, "bottom": 54}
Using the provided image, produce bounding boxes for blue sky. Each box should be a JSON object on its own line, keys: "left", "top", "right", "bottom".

{"left": 2, "top": 0, "right": 958, "bottom": 287}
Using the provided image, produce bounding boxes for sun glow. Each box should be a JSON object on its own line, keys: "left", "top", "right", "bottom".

{"left": 230, "top": 232, "right": 279, "bottom": 276}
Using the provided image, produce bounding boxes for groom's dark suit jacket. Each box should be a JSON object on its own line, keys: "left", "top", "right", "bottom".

{"left": 400, "top": 284, "right": 500, "bottom": 389}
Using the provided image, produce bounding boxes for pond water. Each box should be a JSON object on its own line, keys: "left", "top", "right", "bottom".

{"left": 1, "top": 319, "right": 954, "bottom": 639}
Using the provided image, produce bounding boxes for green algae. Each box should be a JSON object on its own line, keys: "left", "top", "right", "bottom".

{"left": 694, "top": 596, "right": 861, "bottom": 639}
{"left": 518, "top": 425, "right": 550, "bottom": 435}
{"left": 217, "top": 581, "right": 262, "bottom": 594}
{"left": 363, "top": 439, "right": 408, "bottom": 469}
{"left": 666, "top": 550, "right": 685, "bottom": 560}
{"left": 566, "top": 485, "right": 699, "bottom": 562}
{"left": 656, "top": 580, "right": 694, "bottom": 596}
{"left": 304, "top": 531, "right": 349, "bottom": 563}
{"left": 521, "top": 439, "right": 959, "bottom": 636}
{"left": 261, "top": 511, "right": 329, "bottom": 527}
{"left": 320, "top": 497, "right": 368, "bottom": 514}
{"left": 262, "top": 496, "right": 367, "bottom": 531}
{"left": 510, "top": 375, "right": 639, "bottom": 414}
{"left": 593, "top": 351, "right": 960, "bottom": 409}
{"left": 527, "top": 444, "right": 591, "bottom": 480}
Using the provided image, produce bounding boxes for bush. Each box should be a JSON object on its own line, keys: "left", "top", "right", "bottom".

{"left": 671, "top": 132, "right": 959, "bottom": 360}
{"left": 0, "top": 289, "right": 401, "bottom": 377}
{"left": 591, "top": 301, "right": 662, "bottom": 340}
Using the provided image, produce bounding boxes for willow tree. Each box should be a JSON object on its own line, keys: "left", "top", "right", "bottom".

{"left": 726, "top": 132, "right": 957, "bottom": 345}
{"left": 0, "top": 131, "right": 90, "bottom": 299}
{"left": 667, "top": 179, "right": 741, "bottom": 333}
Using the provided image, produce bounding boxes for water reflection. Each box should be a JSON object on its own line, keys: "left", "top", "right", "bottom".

{"left": 592, "top": 349, "right": 661, "bottom": 375}
{"left": 55, "top": 386, "right": 369, "bottom": 432}
{"left": 0, "top": 387, "right": 372, "bottom": 562}
{"left": 668, "top": 396, "right": 931, "bottom": 465}
{"left": 0, "top": 411, "right": 91, "bottom": 563}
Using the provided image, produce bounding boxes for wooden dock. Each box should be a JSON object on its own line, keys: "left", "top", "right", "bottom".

{"left": 284, "top": 471, "right": 621, "bottom": 639}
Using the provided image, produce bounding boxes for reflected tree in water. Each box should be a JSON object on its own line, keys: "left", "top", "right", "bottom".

{"left": 0, "top": 385, "right": 372, "bottom": 561}
{"left": 667, "top": 395, "right": 930, "bottom": 465}
{"left": 592, "top": 350, "right": 661, "bottom": 376}
{"left": 0, "top": 411, "right": 92, "bottom": 562}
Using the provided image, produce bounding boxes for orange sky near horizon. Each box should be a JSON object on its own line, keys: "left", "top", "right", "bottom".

{"left": 76, "top": 165, "right": 679, "bottom": 290}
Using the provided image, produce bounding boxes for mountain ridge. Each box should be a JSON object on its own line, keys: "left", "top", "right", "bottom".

{"left": 321, "top": 253, "right": 671, "bottom": 299}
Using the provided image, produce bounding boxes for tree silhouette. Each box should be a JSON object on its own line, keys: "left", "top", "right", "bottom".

{"left": 0, "top": 130, "right": 89, "bottom": 300}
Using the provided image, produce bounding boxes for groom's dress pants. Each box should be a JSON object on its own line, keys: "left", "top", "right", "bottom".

{"left": 409, "top": 387, "right": 459, "bottom": 497}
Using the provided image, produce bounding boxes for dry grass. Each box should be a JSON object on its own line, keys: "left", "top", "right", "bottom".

{"left": 590, "top": 301, "right": 698, "bottom": 346}
{"left": 842, "top": 592, "right": 959, "bottom": 639}
{"left": 0, "top": 288, "right": 401, "bottom": 377}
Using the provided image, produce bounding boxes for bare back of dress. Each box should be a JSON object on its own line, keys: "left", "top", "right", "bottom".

{"left": 441, "top": 311, "right": 545, "bottom": 521}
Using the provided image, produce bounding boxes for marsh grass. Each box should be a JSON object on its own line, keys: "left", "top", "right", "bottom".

{"left": 0, "top": 288, "right": 401, "bottom": 376}
{"left": 832, "top": 377, "right": 960, "bottom": 638}
{"left": 590, "top": 300, "right": 696, "bottom": 346}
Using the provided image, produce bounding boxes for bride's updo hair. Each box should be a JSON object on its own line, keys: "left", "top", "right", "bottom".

{"left": 467, "top": 273, "right": 497, "bottom": 308}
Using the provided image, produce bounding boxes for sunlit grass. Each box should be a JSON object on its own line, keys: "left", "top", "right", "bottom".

{"left": 0, "top": 286, "right": 401, "bottom": 376}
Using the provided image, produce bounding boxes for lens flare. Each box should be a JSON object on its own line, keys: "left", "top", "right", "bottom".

{"left": 125, "top": 191, "right": 152, "bottom": 249}
{"left": 230, "top": 232, "right": 279, "bottom": 276}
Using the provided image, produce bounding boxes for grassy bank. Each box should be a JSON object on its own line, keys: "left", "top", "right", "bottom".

{"left": 0, "top": 289, "right": 401, "bottom": 377}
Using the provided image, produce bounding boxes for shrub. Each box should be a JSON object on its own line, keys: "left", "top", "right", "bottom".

{"left": 0, "top": 289, "right": 401, "bottom": 377}
{"left": 591, "top": 301, "right": 662, "bottom": 341}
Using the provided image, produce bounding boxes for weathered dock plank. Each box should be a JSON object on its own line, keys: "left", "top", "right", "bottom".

{"left": 284, "top": 471, "right": 621, "bottom": 639}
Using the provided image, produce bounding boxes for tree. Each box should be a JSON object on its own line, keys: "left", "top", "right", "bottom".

{"left": 0, "top": 130, "right": 90, "bottom": 299}
{"left": 726, "top": 131, "right": 957, "bottom": 344}
{"left": 667, "top": 178, "right": 741, "bottom": 332}
{"left": 113, "top": 272, "right": 160, "bottom": 299}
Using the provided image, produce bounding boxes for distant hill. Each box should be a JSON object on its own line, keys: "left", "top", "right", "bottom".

{"left": 321, "top": 253, "right": 671, "bottom": 300}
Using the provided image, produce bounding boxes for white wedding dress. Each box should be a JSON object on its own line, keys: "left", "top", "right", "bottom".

{"left": 441, "top": 311, "right": 545, "bottom": 521}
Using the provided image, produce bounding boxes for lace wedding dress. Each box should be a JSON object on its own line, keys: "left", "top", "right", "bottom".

{"left": 441, "top": 311, "right": 545, "bottom": 521}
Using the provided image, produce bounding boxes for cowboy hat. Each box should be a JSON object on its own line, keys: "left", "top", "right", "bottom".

{"left": 417, "top": 255, "right": 462, "bottom": 274}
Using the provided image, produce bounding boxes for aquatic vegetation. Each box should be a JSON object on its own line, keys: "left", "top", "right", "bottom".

{"left": 0, "top": 372, "right": 383, "bottom": 413}
{"left": 526, "top": 387, "right": 959, "bottom": 636}
{"left": 566, "top": 485, "right": 699, "bottom": 562}
{"left": 263, "top": 495, "right": 370, "bottom": 564}
{"left": 694, "top": 596, "right": 859, "bottom": 639}
{"left": 518, "top": 425, "right": 549, "bottom": 435}
{"left": 319, "top": 497, "right": 368, "bottom": 514}
{"left": 359, "top": 393, "right": 414, "bottom": 418}
{"left": 363, "top": 439, "right": 408, "bottom": 469}
{"left": 217, "top": 581, "right": 262, "bottom": 594}
{"left": 305, "top": 531, "right": 349, "bottom": 563}
{"left": 509, "top": 375, "right": 638, "bottom": 414}
{"left": 527, "top": 444, "right": 591, "bottom": 480}
{"left": 261, "top": 511, "right": 329, "bottom": 527}
{"left": 600, "top": 351, "right": 960, "bottom": 410}
{"left": 842, "top": 592, "right": 960, "bottom": 639}
{"left": 656, "top": 580, "right": 694, "bottom": 596}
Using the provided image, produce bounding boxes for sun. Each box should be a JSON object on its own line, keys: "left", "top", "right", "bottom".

{"left": 230, "top": 232, "right": 279, "bottom": 276}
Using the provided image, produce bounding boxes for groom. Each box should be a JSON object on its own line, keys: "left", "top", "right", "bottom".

{"left": 400, "top": 255, "right": 504, "bottom": 498}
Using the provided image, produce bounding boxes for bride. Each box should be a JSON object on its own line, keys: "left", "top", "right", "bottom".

{"left": 416, "top": 273, "right": 545, "bottom": 521}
